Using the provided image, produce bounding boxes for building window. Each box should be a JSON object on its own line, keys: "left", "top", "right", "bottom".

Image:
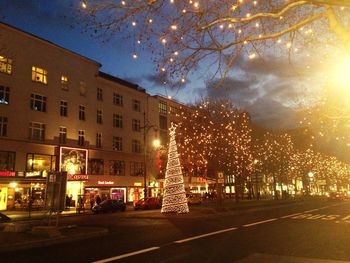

{"left": 109, "top": 160, "right": 125, "bottom": 175}
{"left": 159, "top": 115, "right": 167, "bottom": 130}
{"left": 59, "top": 126, "right": 67, "bottom": 144}
{"left": 30, "top": 94, "right": 47, "bottom": 112}
{"left": 169, "top": 106, "right": 179, "bottom": 115}
{"left": 0, "top": 116, "right": 7, "bottom": 137}
{"left": 0, "top": 151, "right": 15, "bottom": 171}
{"left": 132, "top": 119, "right": 141, "bottom": 132}
{"left": 113, "top": 114, "right": 123, "bottom": 128}
{"left": 97, "top": 87, "right": 103, "bottom": 101}
{"left": 113, "top": 136, "right": 123, "bottom": 151}
{"left": 79, "top": 105, "right": 85, "bottom": 121}
{"left": 132, "top": 139, "right": 142, "bottom": 153}
{"left": 113, "top": 93, "right": 123, "bottom": 106}
{"left": 26, "top": 153, "right": 56, "bottom": 173}
{"left": 60, "top": 101, "right": 68, "bottom": 117}
{"left": 97, "top": 110, "right": 103, "bottom": 124}
{"left": 29, "top": 122, "right": 45, "bottom": 141}
{"left": 79, "top": 81, "right": 87, "bottom": 96}
{"left": 132, "top": 99, "right": 141, "bottom": 112}
{"left": 32, "top": 66, "right": 47, "bottom": 84}
{"left": 0, "top": 86, "right": 10, "bottom": 105}
{"left": 88, "top": 158, "right": 104, "bottom": 175}
{"left": 61, "top": 75, "right": 69, "bottom": 91}
{"left": 78, "top": 130, "right": 85, "bottom": 146}
{"left": 159, "top": 101, "right": 167, "bottom": 115}
{"left": 130, "top": 162, "right": 144, "bottom": 176}
{"left": 0, "top": 56, "right": 12, "bottom": 75}
{"left": 96, "top": 133, "right": 102, "bottom": 148}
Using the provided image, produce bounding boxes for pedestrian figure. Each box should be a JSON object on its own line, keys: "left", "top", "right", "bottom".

{"left": 65, "top": 195, "right": 70, "bottom": 209}
{"left": 95, "top": 195, "right": 102, "bottom": 205}
{"left": 90, "top": 196, "right": 94, "bottom": 210}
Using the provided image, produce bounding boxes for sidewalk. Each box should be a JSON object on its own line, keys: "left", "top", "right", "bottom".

{"left": 0, "top": 208, "right": 108, "bottom": 253}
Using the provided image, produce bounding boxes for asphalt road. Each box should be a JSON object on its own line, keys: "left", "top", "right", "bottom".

{"left": 1, "top": 199, "right": 350, "bottom": 263}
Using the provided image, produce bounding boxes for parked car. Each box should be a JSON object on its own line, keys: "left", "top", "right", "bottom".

{"left": 92, "top": 199, "right": 126, "bottom": 214}
{"left": 134, "top": 197, "right": 162, "bottom": 210}
{"left": 186, "top": 193, "right": 202, "bottom": 205}
{"left": 328, "top": 192, "right": 345, "bottom": 201}
{"left": 0, "top": 212, "right": 11, "bottom": 222}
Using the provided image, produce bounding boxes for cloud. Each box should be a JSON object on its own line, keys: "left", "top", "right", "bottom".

{"left": 203, "top": 56, "right": 321, "bottom": 129}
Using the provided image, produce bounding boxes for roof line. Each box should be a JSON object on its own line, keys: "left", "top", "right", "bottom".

{"left": 0, "top": 22, "right": 102, "bottom": 67}
{"left": 98, "top": 71, "right": 146, "bottom": 93}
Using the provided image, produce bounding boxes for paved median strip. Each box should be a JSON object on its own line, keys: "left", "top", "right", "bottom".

{"left": 174, "top": 227, "right": 238, "bottom": 244}
{"left": 243, "top": 218, "right": 278, "bottom": 227}
{"left": 93, "top": 247, "right": 160, "bottom": 263}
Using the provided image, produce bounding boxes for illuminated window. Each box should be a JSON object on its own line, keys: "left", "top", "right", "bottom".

{"left": 159, "top": 101, "right": 167, "bottom": 115}
{"left": 79, "top": 81, "right": 86, "bottom": 96}
{"left": 132, "top": 119, "right": 141, "bottom": 132}
{"left": 97, "top": 110, "right": 103, "bottom": 124}
{"left": 61, "top": 75, "right": 69, "bottom": 90}
{"left": 113, "top": 93, "right": 123, "bottom": 106}
{"left": 132, "top": 139, "right": 141, "bottom": 153}
{"left": 0, "top": 86, "right": 10, "bottom": 105}
{"left": 97, "top": 87, "right": 103, "bottom": 101}
{"left": 0, "top": 56, "right": 12, "bottom": 75}
{"left": 132, "top": 99, "right": 141, "bottom": 112}
{"left": 0, "top": 116, "right": 7, "bottom": 137}
{"left": 109, "top": 160, "right": 125, "bottom": 175}
{"left": 60, "top": 101, "right": 68, "bottom": 117}
{"left": 32, "top": 66, "right": 47, "bottom": 84}
{"left": 79, "top": 105, "right": 85, "bottom": 121}
{"left": 59, "top": 126, "right": 67, "bottom": 144}
{"left": 96, "top": 133, "right": 102, "bottom": 148}
{"left": 113, "top": 114, "right": 123, "bottom": 128}
{"left": 29, "top": 122, "right": 45, "bottom": 141}
{"left": 130, "top": 162, "right": 144, "bottom": 176}
{"left": 78, "top": 130, "right": 85, "bottom": 146}
{"left": 26, "top": 153, "right": 56, "bottom": 172}
{"left": 30, "top": 94, "right": 46, "bottom": 112}
{"left": 113, "top": 136, "right": 123, "bottom": 151}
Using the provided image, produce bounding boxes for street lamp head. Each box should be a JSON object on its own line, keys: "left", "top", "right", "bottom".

{"left": 153, "top": 139, "right": 161, "bottom": 148}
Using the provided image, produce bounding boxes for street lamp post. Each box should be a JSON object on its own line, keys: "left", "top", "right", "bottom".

{"left": 142, "top": 112, "right": 159, "bottom": 199}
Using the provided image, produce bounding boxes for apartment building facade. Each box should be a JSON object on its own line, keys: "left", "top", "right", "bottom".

{"left": 0, "top": 22, "right": 161, "bottom": 210}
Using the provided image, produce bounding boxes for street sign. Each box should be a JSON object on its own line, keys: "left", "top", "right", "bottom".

{"left": 217, "top": 172, "right": 224, "bottom": 184}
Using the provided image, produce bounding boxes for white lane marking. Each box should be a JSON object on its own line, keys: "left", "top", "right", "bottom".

{"left": 303, "top": 209, "right": 319, "bottom": 213}
{"left": 281, "top": 212, "right": 302, "bottom": 219}
{"left": 174, "top": 227, "right": 237, "bottom": 244}
{"left": 243, "top": 218, "right": 278, "bottom": 227}
{"left": 93, "top": 247, "right": 160, "bottom": 263}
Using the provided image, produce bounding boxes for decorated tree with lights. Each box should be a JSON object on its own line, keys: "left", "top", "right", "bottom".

{"left": 176, "top": 99, "right": 252, "bottom": 201}
{"left": 255, "top": 131, "right": 294, "bottom": 198}
{"left": 80, "top": 0, "right": 350, "bottom": 85}
{"left": 161, "top": 123, "right": 189, "bottom": 214}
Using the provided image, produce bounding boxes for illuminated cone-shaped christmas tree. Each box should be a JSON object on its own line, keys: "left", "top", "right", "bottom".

{"left": 161, "top": 123, "right": 189, "bottom": 214}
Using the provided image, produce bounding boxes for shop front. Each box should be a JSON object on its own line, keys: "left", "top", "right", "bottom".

{"left": 85, "top": 176, "right": 146, "bottom": 204}
{"left": 0, "top": 172, "right": 46, "bottom": 211}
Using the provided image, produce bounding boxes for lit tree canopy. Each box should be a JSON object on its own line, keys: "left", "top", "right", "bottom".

{"left": 176, "top": 99, "right": 252, "bottom": 178}
{"left": 81, "top": 0, "right": 350, "bottom": 84}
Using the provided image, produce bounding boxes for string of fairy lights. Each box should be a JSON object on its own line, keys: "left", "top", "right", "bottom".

{"left": 81, "top": 0, "right": 348, "bottom": 88}
{"left": 161, "top": 123, "right": 189, "bottom": 214}
{"left": 170, "top": 100, "right": 350, "bottom": 191}
{"left": 79, "top": 1, "right": 350, "bottom": 189}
